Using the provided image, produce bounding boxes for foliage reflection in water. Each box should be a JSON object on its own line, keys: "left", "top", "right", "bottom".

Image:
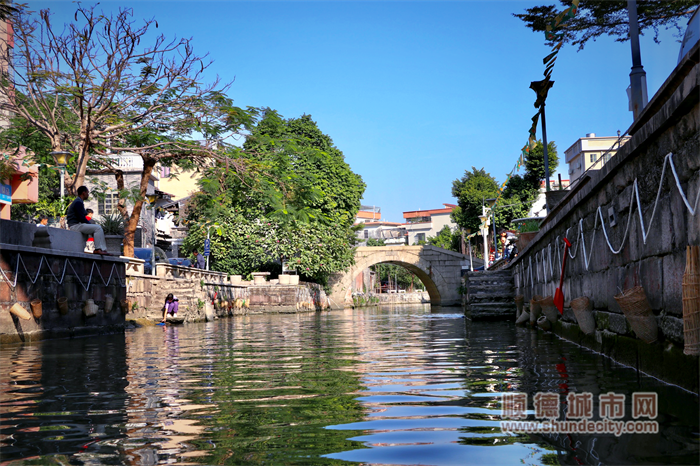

{"left": 0, "top": 305, "right": 697, "bottom": 465}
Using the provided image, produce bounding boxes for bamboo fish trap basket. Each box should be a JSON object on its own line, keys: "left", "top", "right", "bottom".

{"left": 614, "top": 286, "right": 658, "bottom": 344}
{"left": 683, "top": 246, "right": 700, "bottom": 356}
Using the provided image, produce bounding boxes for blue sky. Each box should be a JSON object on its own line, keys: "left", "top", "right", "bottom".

{"left": 34, "top": 1, "right": 690, "bottom": 222}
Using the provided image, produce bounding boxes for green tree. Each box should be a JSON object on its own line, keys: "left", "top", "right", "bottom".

{"left": 184, "top": 110, "right": 365, "bottom": 287}
{"left": 2, "top": 4, "right": 251, "bottom": 257}
{"left": 514, "top": 1, "right": 697, "bottom": 51}
{"left": 427, "top": 225, "right": 461, "bottom": 252}
{"left": 451, "top": 167, "right": 499, "bottom": 233}
{"left": 497, "top": 140, "right": 560, "bottom": 227}
{"left": 373, "top": 263, "right": 423, "bottom": 292}
{"left": 366, "top": 238, "right": 386, "bottom": 247}
{"left": 522, "top": 140, "right": 559, "bottom": 191}
{"left": 242, "top": 110, "right": 365, "bottom": 227}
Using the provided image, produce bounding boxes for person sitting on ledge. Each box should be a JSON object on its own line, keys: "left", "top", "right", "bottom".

{"left": 161, "top": 293, "right": 179, "bottom": 322}
{"left": 66, "top": 186, "right": 110, "bottom": 255}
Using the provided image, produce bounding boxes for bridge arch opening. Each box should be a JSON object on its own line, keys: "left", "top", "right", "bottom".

{"left": 329, "top": 245, "right": 468, "bottom": 308}
{"left": 351, "top": 259, "right": 442, "bottom": 305}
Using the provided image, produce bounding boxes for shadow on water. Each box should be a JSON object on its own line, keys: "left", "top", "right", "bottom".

{"left": 0, "top": 305, "right": 698, "bottom": 465}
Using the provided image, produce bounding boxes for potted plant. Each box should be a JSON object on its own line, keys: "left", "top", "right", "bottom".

{"left": 515, "top": 218, "right": 541, "bottom": 252}
{"left": 98, "top": 212, "right": 126, "bottom": 255}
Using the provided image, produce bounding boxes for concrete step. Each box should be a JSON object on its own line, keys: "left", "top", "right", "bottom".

{"left": 468, "top": 292, "right": 515, "bottom": 301}
{"left": 466, "top": 276, "right": 512, "bottom": 282}
{"left": 467, "top": 303, "right": 516, "bottom": 318}
{"left": 467, "top": 271, "right": 513, "bottom": 278}
{"left": 467, "top": 283, "right": 514, "bottom": 291}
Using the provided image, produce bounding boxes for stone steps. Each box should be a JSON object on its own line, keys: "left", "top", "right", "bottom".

{"left": 465, "top": 270, "right": 515, "bottom": 321}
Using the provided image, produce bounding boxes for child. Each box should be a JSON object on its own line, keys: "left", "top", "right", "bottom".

{"left": 85, "top": 209, "right": 94, "bottom": 223}
{"left": 37, "top": 215, "right": 48, "bottom": 227}
{"left": 161, "top": 293, "right": 179, "bottom": 323}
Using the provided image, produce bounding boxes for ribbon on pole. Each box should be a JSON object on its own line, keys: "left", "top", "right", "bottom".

{"left": 482, "top": 0, "right": 580, "bottom": 229}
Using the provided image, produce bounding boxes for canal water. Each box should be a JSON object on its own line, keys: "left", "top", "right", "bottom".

{"left": 1, "top": 305, "right": 698, "bottom": 465}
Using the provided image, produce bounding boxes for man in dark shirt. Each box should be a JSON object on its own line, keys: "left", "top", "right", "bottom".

{"left": 66, "top": 186, "right": 110, "bottom": 255}
{"left": 193, "top": 250, "right": 206, "bottom": 269}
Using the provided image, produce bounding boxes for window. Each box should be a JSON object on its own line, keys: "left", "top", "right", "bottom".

{"left": 589, "top": 153, "right": 598, "bottom": 163}
{"left": 98, "top": 193, "right": 120, "bottom": 215}
{"left": 160, "top": 166, "right": 171, "bottom": 178}
{"left": 604, "top": 153, "right": 612, "bottom": 163}
{"left": 416, "top": 233, "right": 426, "bottom": 243}
{"left": 364, "top": 229, "right": 369, "bottom": 239}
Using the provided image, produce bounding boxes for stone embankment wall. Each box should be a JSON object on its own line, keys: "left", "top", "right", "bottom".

{"left": 0, "top": 243, "right": 128, "bottom": 344}
{"left": 510, "top": 45, "right": 699, "bottom": 392}
{"left": 350, "top": 291, "right": 430, "bottom": 307}
{"left": 375, "top": 292, "right": 429, "bottom": 304}
{"left": 126, "top": 268, "right": 329, "bottom": 322}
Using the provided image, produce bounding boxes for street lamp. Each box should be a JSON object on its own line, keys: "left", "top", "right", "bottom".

{"left": 627, "top": 0, "right": 648, "bottom": 120}
{"left": 485, "top": 198, "right": 498, "bottom": 260}
{"left": 50, "top": 151, "right": 71, "bottom": 201}
{"left": 478, "top": 211, "right": 491, "bottom": 270}
{"left": 530, "top": 79, "right": 554, "bottom": 196}
{"left": 147, "top": 193, "right": 158, "bottom": 276}
{"left": 465, "top": 228, "right": 473, "bottom": 271}
{"left": 205, "top": 224, "right": 217, "bottom": 271}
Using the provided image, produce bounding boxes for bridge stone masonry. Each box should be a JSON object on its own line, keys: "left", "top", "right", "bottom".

{"left": 328, "top": 245, "right": 474, "bottom": 308}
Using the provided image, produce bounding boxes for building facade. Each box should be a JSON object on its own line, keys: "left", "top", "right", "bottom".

{"left": 565, "top": 133, "right": 630, "bottom": 183}
{"left": 402, "top": 204, "right": 458, "bottom": 245}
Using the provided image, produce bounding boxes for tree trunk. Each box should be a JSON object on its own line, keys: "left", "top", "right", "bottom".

{"left": 122, "top": 158, "right": 156, "bottom": 258}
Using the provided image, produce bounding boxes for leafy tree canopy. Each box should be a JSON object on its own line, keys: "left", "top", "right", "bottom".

{"left": 427, "top": 225, "right": 461, "bottom": 252}
{"left": 452, "top": 140, "right": 559, "bottom": 233}
{"left": 499, "top": 140, "right": 560, "bottom": 224}
{"left": 451, "top": 167, "right": 500, "bottom": 233}
{"left": 184, "top": 110, "right": 365, "bottom": 286}
{"left": 242, "top": 110, "right": 365, "bottom": 228}
{"left": 514, "top": 1, "right": 698, "bottom": 50}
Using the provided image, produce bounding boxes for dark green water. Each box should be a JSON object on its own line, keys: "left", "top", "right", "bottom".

{"left": 0, "top": 305, "right": 698, "bottom": 465}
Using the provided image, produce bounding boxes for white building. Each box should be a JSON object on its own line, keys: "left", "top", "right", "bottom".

{"left": 402, "top": 204, "right": 458, "bottom": 245}
{"left": 355, "top": 205, "right": 406, "bottom": 245}
{"left": 565, "top": 133, "right": 630, "bottom": 183}
{"left": 527, "top": 178, "right": 571, "bottom": 218}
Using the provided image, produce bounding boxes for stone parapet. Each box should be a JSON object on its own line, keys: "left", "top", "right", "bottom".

{"left": 510, "top": 44, "right": 699, "bottom": 392}
{"left": 0, "top": 243, "right": 128, "bottom": 344}
{"left": 125, "top": 274, "right": 328, "bottom": 322}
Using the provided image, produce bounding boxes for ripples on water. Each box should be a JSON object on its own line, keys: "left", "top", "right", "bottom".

{"left": 0, "top": 305, "right": 698, "bottom": 465}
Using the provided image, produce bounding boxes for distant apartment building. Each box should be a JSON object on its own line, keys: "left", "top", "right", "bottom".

{"left": 566, "top": 133, "right": 630, "bottom": 183}
{"left": 355, "top": 205, "right": 381, "bottom": 223}
{"left": 403, "top": 204, "right": 458, "bottom": 245}
{"left": 84, "top": 152, "right": 166, "bottom": 248}
{"left": 157, "top": 166, "right": 204, "bottom": 202}
{"left": 355, "top": 205, "right": 406, "bottom": 245}
{"left": 528, "top": 178, "right": 571, "bottom": 218}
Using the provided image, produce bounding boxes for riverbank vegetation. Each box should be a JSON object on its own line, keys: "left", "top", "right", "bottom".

{"left": 183, "top": 110, "right": 365, "bottom": 287}
{"left": 450, "top": 140, "right": 558, "bottom": 232}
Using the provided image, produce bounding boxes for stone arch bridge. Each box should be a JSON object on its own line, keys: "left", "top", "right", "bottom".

{"left": 328, "top": 245, "right": 478, "bottom": 308}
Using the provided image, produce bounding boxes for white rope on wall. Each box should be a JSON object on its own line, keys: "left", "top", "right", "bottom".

{"left": 523, "top": 152, "right": 699, "bottom": 290}
{"left": 0, "top": 252, "right": 125, "bottom": 292}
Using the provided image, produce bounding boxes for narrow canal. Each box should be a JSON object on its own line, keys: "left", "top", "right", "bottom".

{"left": 1, "top": 305, "right": 698, "bottom": 465}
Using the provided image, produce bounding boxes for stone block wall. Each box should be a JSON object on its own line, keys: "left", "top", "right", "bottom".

{"left": 510, "top": 47, "right": 699, "bottom": 392}
{"left": 0, "top": 244, "right": 128, "bottom": 343}
{"left": 125, "top": 274, "right": 329, "bottom": 321}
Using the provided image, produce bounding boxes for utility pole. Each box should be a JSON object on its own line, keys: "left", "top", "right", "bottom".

{"left": 627, "top": 0, "right": 648, "bottom": 120}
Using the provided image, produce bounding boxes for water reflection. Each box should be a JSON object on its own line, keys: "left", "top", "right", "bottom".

{"left": 0, "top": 305, "right": 698, "bottom": 465}
{"left": 0, "top": 335, "right": 129, "bottom": 464}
